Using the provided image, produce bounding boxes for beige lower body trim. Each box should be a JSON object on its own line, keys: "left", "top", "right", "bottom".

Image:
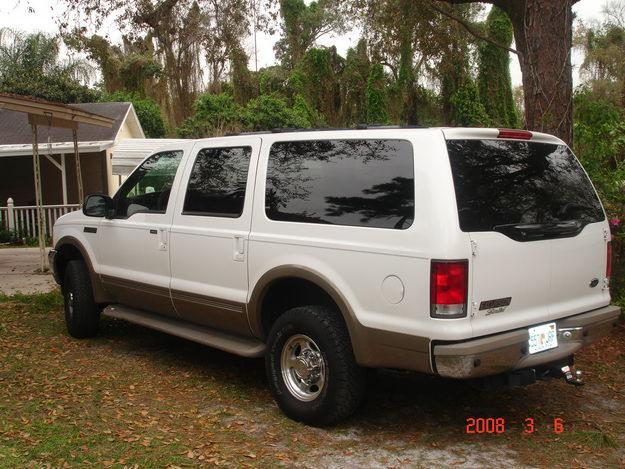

{"left": 101, "top": 276, "right": 250, "bottom": 335}
{"left": 171, "top": 290, "right": 251, "bottom": 336}
{"left": 101, "top": 275, "right": 177, "bottom": 318}
{"left": 353, "top": 326, "right": 431, "bottom": 373}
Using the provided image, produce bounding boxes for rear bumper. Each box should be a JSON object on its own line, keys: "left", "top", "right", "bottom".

{"left": 433, "top": 305, "right": 621, "bottom": 379}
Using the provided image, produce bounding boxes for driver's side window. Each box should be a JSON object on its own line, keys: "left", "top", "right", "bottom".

{"left": 114, "top": 150, "right": 183, "bottom": 218}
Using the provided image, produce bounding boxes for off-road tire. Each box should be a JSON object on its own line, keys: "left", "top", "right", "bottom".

{"left": 63, "top": 259, "right": 99, "bottom": 338}
{"left": 266, "top": 305, "right": 366, "bottom": 426}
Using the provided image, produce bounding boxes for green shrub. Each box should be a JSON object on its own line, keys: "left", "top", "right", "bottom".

{"left": 574, "top": 88, "right": 625, "bottom": 297}
{"left": 100, "top": 91, "right": 167, "bottom": 138}
{"left": 244, "top": 93, "right": 312, "bottom": 130}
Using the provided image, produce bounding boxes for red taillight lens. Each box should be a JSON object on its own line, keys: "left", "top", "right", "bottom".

{"left": 498, "top": 129, "right": 532, "bottom": 140}
{"left": 607, "top": 241, "right": 612, "bottom": 280}
{"left": 430, "top": 260, "right": 468, "bottom": 318}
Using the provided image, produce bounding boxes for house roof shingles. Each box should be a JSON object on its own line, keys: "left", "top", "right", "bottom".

{"left": 0, "top": 102, "right": 131, "bottom": 146}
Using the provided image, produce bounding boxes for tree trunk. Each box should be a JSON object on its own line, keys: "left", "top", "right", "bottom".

{"left": 436, "top": 0, "right": 577, "bottom": 144}
{"left": 497, "top": 0, "right": 574, "bottom": 144}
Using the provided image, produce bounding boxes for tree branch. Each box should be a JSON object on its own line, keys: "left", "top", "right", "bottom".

{"left": 381, "top": 61, "right": 398, "bottom": 80}
{"left": 429, "top": 1, "right": 520, "bottom": 56}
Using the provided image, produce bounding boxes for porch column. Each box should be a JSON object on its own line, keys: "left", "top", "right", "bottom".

{"left": 30, "top": 124, "right": 46, "bottom": 272}
{"left": 73, "top": 128, "right": 84, "bottom": 204}
{"left": 61, "top": 154, "right": 67, "bottom": 205}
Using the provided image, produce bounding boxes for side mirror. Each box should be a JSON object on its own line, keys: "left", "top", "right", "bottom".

{"left": 83, "top": 194, "right": 114, "bottom": 218}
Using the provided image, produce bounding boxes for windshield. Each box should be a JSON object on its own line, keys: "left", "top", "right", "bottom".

{"left": 446, "top": 139, "right": 605, "bottom": 233}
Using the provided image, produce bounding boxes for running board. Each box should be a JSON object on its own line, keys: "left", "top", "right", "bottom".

{"left": 102, "top": 305, "right": 265, "bottom": 358}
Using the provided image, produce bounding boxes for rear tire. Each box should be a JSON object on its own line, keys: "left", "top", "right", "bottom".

{"left": 63, "top": 259, "right": 99, "bottom": 338}
{"left": 265, "top": 305, "right": 366, "bottom": 426}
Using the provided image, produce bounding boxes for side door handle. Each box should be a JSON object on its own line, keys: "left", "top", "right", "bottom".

{"left": 233, "top": 235, "right": 245, "bottom": 262}
{"left": 151, "top": 228, "right": 168, "bottom": 251}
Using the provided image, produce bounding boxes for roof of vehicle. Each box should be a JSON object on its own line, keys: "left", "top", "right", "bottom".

{"left": 216, "top": 126, "right": 566, "bottom": 146}
{"left": 116, "top": 126, "right": 568, "bottom": 170}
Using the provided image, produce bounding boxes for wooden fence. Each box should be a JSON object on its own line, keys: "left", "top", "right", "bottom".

{"left": 0, "top": 198, "right": 81, "bottom": 239}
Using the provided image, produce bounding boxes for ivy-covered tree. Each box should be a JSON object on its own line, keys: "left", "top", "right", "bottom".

{"left": 578, "top": 14, "right": 625, "bottom": 107}
{"left": 230, "top": 45, "right": 255, "bottom": 105}
{"left": 450, "top": 78, "right": 491, "bottom": 127}
{"left": 275, "top": 0, "right": 346, "bottom": 69}
{"left": 477, "top": 6, "right": 517, "bottom": 128}
{"left": 436, "top": 4, "right": 480, "bottom": 126}
{"left": 395, "top": 0, "right": 418, "bottom": 124}
{"left": 341, "top": 39, "right": 370, "bottom": 125}
{"left": 60, "top": 0, "right": 253, "bottom": 127}
{"left": 296, "top": 47, "right": 344, "bottom": 126}
{"left": 366, "top": 63, "right": 389, "bottom": 124}
{"left": 434, "top": 0, "right": 579, "bottom": 144}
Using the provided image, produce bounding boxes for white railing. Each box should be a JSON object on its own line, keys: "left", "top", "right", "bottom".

{"left": 0, "top": 198, "right": 81, "bottom": 239}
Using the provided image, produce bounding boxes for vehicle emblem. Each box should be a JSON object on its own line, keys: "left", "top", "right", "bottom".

{"left": 589, "top": 278, "right": 599, "bottom": 288}
{"left": 479, "top": 297, "right": 512, "bottom": 316}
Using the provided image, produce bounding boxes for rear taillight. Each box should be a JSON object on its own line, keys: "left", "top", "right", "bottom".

{"left": 498, "top": 129, "right": 532, "bottom": 140}
{"left": 607, "top": 241, "right": 612, "bottom": 280}
{"left": 430, "top": 260, "right": 468, "bottom": 319}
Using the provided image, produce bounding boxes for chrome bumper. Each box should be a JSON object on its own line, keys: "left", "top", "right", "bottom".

{"left": 433, "top": 305, "right": 621, "bottom": 379}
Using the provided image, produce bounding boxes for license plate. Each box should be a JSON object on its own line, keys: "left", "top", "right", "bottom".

{"left": 528, "top": 322, "right": 558, "bottom": 354}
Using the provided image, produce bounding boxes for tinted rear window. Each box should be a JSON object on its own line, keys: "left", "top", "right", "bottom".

{"left": 183, "top": 146, "right": 251, "bottom": 218}
{"left": 266, "top": 139, "right": 414, "bottom": 229}
{"left": 446, "top": 139, "right": 604, "bottom": 232}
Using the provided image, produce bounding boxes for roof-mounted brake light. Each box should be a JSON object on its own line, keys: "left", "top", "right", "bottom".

{"left": 498, "top": 129, "right": 532, "bottom": 140}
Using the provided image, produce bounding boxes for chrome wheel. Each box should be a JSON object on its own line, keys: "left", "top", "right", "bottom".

{"left": 280, "top": 334, "right": 326, "bottom": 401}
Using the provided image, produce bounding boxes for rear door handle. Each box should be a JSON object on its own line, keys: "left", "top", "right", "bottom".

{"left": 233, "top": 235, "right": 245, "bottom": 262}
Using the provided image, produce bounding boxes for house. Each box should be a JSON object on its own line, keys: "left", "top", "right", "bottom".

{"left": 0, "top": 102, "right": 145, "bottom": 206}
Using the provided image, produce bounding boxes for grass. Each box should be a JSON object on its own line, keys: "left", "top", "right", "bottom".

{"left": 0, "top": 291, "right": 623, "bottom": 468}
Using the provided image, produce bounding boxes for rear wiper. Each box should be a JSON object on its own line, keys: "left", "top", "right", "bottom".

{"left": 493, "top": 220, "right": 583, "bottom": 242}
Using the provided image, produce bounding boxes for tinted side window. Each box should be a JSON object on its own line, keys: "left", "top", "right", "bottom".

{"left": 183, "top": 146, "right": 251, "bottom": 218}
{"left": 265, "top": 139, "right": 414, "bottom": 229}
{"left": 114, "top": 150, "right": 183, "bottom": 218}
{"left": 446, "top": 139, "right": 605, "bottom": 232}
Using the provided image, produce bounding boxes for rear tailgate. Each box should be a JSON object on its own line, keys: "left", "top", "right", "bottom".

{"left": 444, "top": 130, "right": 610, "bottom": 337}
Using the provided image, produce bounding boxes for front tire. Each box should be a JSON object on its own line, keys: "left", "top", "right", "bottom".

{"left": 63, "top": 259, "right": 100, "bottom": 338}
{"left": 266, "top": 305, "right": 366, "bottom": 426}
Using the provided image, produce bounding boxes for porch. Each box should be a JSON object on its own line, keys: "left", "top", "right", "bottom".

{"left": 0, "top": 198, "right": 80, "bottom": 239}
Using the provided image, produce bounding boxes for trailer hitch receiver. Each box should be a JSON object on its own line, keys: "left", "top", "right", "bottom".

{"left": 561, "top": 365, "right": 584, "bottom": 386}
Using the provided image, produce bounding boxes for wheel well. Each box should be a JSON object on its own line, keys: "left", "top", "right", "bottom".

{"left": 260, "top": 277, "right": 344, "bottom": 337}
{"left": 55, "top": 244, "right": 84, "bottom": 285}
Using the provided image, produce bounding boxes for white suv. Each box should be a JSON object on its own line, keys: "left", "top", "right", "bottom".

{"left": 50, "top": 127, "right": 621, "bottom": 425}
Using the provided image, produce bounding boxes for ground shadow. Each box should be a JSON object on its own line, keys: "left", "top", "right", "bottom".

{"left": 95, "top": 315, "right": 584, "bottom": 438}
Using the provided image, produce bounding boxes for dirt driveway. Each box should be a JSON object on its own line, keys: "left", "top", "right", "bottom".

{"left": 0, "top": 247, "right": 56, "bottom": 295}
{"left": 0, "top": 292, "right": 623, "bottom": 468}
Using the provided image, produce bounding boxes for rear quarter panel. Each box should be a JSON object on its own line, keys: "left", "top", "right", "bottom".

{"left": 248, "top": 129, "right": 473, "bottom": 342}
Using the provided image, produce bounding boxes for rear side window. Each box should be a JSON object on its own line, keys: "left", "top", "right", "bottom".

{"left": 265, "top": 139, "right": 414, "bottom": 229}
{"left": 183, "top": 146, "right": 251, "bottom": 217}
{"left": 446, "top": 139, "right": 605, "bottom": 232}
